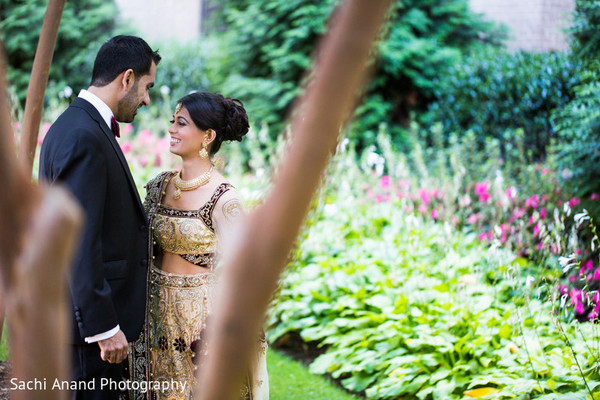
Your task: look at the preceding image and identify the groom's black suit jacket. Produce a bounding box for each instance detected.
[39,97,148,345]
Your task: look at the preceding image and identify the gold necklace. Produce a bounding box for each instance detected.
[172,167,213,200]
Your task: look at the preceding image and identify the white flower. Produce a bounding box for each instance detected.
[340,138,349,152]
[526,275,535,289]
[558,256,571,267]
[160,85,170,96]
[574,211,589,228]
[560,294,567,308]
[63,85,73,98]
[323,203,337,217]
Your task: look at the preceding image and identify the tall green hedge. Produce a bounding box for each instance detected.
[424,49,579,161]
[208,0,504,148]
[0,0,117,106]
[551,0,600,213]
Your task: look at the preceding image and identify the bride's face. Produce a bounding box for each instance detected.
[168,105,207,158]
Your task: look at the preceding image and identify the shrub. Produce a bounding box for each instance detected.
[0,0,117,105]
[551,0,600,217]
[208,0,504,148]
[424,49,579,161]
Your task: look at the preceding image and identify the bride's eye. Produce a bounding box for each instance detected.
[170,119,175,124]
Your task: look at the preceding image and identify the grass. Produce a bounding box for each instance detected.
[0,323,7,361]
[0,329,359,399]
[267,348,362,400]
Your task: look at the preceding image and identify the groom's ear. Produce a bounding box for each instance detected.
[120,69,136,91]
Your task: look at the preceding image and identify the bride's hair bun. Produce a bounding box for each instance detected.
[219,95,249,143]
[176,91,249,155]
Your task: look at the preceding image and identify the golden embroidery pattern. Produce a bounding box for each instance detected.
[148,266,217,400]
[222,198,243,223]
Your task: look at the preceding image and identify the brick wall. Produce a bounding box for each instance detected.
[470,0,575,52]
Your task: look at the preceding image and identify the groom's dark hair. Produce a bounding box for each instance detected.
[90,35,161,87]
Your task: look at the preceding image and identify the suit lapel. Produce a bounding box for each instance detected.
[71,98,146,216]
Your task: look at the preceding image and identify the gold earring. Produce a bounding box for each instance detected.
[199,143,208,159]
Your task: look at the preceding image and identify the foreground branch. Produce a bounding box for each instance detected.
[196,0,393,398]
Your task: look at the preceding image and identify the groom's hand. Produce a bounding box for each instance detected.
[98,330,128,364]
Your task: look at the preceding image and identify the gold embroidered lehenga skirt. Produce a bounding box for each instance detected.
[144,265,269,400]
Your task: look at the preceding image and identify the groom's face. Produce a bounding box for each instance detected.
[117,61,157,122]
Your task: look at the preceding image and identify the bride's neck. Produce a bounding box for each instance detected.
[179,157,212,180]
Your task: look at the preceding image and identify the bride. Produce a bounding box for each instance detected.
[129,91,268,400]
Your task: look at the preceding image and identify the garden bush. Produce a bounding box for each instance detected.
[0,0,117,105]
[267,151,600,398]
[208,0,504,149]
[424,49,579,161]
[551,0,600,217]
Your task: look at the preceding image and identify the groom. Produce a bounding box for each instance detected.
[39,35,160,399]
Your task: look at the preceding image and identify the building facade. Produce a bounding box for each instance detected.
[470,0,575,51]
[114,0,576,52]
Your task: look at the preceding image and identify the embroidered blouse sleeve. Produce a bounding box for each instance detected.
[212,188,245,250]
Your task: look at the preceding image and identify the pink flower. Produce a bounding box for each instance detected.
[478,232,488,242]
[525,195,540,209]
[576,249,582,255]
[380,175,390,189]
[533,224,540,237]
[154,154,161,167]
[474,182,489,196]
[43,122,51,134]
[592,193,599,201]
[529,216,535,224]
[540,208,547,219]
[589,309,598,320]
[158,138,170,152]
[478,193,491,203]
[575,301,585,315]
[505,187,516,200]
[467,213,480,225]
[418,189,431,206]
[14,122,20,131]
[586,260,594,271]
[431,209,438,219]
[120,142,132,153]
[559,285,568,295]
[569,197,581,208]
[594,291,600,303]
[541,168,549,176]
[123,123,134,135]
[418,204,427,215]
[537,242,544,250]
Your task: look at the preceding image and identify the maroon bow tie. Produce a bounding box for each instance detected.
[110,116,120,138]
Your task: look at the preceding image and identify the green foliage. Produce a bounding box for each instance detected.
[266,150,600,398]
[0,0,117,105]
[424,49,579,161]
[551,0,600,215]
[209,0,504,147]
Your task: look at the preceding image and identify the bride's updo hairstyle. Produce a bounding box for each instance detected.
[177,92,249,156]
